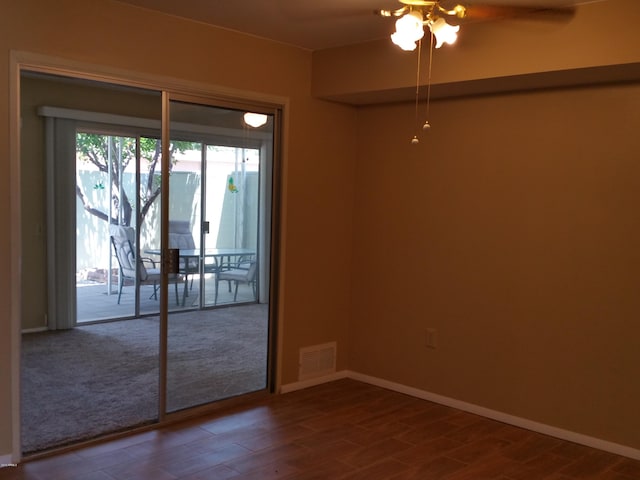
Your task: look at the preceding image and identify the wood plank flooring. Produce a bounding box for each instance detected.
[2,379,639,479]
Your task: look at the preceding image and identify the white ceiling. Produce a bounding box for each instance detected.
[113,0,590,50]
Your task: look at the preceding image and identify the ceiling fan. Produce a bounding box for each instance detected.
[377,0,576,50]
[375,1,577,143]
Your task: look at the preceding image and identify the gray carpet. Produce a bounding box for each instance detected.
[21,304,268,454]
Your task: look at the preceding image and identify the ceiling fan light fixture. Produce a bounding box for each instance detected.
[391,10,425,51]
[428,17,460,48]
[436,3,467,19]
[243,112,268,128]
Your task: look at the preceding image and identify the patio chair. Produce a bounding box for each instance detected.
[214,257,257,304]
[168,220,196,250]
[110,225,186,305]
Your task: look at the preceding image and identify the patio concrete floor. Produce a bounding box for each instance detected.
[77,273,257,322]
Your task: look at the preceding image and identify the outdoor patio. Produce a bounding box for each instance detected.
[77,273,257,323]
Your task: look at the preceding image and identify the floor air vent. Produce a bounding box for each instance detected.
[298,342,336,381]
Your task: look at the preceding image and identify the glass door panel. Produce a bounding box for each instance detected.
[165,99,272,413]
[22,71,162,453]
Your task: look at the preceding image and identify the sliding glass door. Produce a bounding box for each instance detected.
[20,69,279,454]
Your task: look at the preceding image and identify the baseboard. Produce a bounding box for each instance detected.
[279,370,348,394]
[280,370,640,461]
[347,371,640,461]
[21,327,47,334]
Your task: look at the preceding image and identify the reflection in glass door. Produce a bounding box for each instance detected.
[165,99,273,413]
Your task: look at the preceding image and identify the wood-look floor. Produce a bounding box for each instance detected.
[2,379,639,479]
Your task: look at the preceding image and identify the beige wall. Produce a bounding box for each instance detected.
[332,0,640,451]
[351,83,640,449]
[0,0,356,457]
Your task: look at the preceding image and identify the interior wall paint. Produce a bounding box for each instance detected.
[1,0,357,458]
[350,82,640,450]
[277,95,357,384]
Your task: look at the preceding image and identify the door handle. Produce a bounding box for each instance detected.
[165,248,180,274]
[203,221,210,234]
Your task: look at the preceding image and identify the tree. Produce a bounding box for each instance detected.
[75,133,196,227]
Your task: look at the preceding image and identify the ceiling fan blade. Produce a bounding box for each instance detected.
[461,4,576,23]
[278,0,387,22]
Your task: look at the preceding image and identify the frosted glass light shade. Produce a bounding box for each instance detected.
[429,17,459,48]
[391,11,424,51]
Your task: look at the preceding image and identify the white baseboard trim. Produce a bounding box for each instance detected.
[280,370,640,461]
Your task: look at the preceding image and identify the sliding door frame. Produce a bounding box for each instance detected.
[10,51,286,461]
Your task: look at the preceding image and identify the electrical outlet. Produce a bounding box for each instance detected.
[425,328,437,349]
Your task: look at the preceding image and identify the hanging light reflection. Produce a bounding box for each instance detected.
[243,112,268,128]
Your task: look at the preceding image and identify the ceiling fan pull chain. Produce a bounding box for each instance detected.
[423,28,434,132]
[411,38,423,144]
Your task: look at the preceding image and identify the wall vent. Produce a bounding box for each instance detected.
[298,342,336,381]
